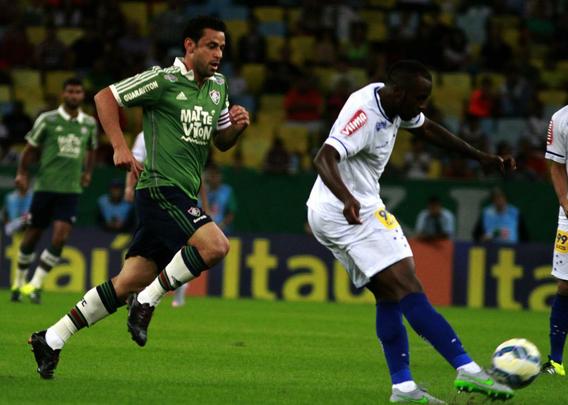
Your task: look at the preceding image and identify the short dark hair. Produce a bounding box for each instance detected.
[63,77,83,89]
[182,16,226,45]
[386,60,432,89]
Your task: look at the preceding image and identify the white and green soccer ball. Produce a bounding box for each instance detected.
[491,338,541,389]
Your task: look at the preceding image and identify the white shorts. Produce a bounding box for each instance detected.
[308,207,413,288]
[552,219,568,280]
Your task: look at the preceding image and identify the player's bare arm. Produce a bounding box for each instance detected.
[81,149,95,187]
[213,105,250,151]
[15,143,39,193]
[313,144,362,225]
[94,88,143,177]
[408,118,516,174]
[550,160,568,217]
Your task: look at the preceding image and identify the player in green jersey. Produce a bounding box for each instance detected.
[12,78,97,304]
[28,16,249,379]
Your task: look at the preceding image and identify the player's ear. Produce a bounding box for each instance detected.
[184,38,196,54]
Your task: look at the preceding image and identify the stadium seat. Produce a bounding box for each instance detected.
[256,110,284,126]
[253,7,284,22]
[492,118,526,147]
[266,36,285,61]
[389,129,412,169]
[241,63,266,94]
[225,20,248,49]
[259,21,286,37]
[26,26,45,45]
[120,2,149,35]
[502,28,520,50]
[313,67,336,93]
[359,10,385,26]
[0,85,11,103]
[57,28,84,46]
[240,134,272,169]
[538,89,567,106]
[286,8,301,31]
[366,0,396,8]
[290,36,315,65]
[367,21,387,42]
[45,71,75,97]
[541,70,565,88]
[278,125,310,154]
[259,94,284,111]
[11,69,42,93]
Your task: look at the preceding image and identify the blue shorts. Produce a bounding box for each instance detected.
[29,191,79,229]
[126,186,212,270]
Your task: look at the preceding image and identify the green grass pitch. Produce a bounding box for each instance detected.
[1,290,565,404]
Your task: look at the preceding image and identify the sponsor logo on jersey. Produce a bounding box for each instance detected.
[164,73,178,82]
[188,206,201,217]
[180,106,215,145]
[176,91,188,101]
[57,134,82,158]
[123,81,159,102]
[547,120,554,145]
[341,109,368,136]
[209,90,221,105]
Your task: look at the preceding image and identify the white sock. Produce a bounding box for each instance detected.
[393,380,417,392]
[46,317,76,350]
[29,268,48,289]
[13,269,28,288]
[138,250,197,306]
[457,361,482,374]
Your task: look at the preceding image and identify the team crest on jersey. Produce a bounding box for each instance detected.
[164,74,178,82]
[209,90,221,105]
[188,206,201,217]
[547,120,554,145]
[341,109,368,136]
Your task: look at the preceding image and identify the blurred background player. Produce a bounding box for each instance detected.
[542,104,568,377]
[97,178,133,232]
[12,78,97,304]
[27,16,249,379]
[307,60,515,403]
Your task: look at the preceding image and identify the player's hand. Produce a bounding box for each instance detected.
[15,173,29,193]
[343,196,362,225]
[480,153,516,175]
[113,146,143,179]
[81,172,92,188]
[229,105,250,132]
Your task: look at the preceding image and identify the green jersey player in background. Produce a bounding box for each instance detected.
[28,16,249,379]
[13,78,97,304]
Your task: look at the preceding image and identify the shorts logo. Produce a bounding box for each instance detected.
[193,215,207,224]
[188,207,201,217]
[374,208,399,230]
[209,90,221,105]
[547,120,554,145]
[555,229,568,253]
[341,110,367,136]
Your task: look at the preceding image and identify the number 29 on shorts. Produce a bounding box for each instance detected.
[374,208,399,230]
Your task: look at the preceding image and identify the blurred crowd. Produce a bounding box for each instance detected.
[1,0,567,180]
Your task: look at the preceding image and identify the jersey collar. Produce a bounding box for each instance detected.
[374,84,393,123]
[58,105,85,124]
[174,57,195,81]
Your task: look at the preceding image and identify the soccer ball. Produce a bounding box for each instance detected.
[491,338,541,389]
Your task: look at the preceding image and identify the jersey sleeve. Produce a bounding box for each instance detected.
[88,120,98,150]
[109,66,167,108]
[216,82,231,130]
[400,112,425,129]
[25,113,49,147]
[545,112,567,164]
[324,104,372,160]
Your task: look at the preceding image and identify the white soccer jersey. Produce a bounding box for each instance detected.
[306,83,425,220]
[545,105,568,221]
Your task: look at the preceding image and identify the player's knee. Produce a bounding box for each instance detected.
[210,234,230,260]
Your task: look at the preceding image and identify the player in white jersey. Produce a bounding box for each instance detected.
[542,105,568,377]
[307,60,516,403]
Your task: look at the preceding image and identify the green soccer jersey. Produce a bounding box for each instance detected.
[110,57,231,200]
[25,106,98,194]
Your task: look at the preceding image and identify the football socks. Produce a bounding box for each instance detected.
[549,294,568,363]
[376,302,412,384]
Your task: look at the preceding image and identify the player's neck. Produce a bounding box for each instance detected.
[377,87,397,121]
[182,57,205,87]
[63,105,80,118]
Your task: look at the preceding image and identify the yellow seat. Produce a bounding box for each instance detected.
[45,70,75,97]
[539,90,567,106]
[266,36,285,61]
[253,6,284,22]
[57,28,85,46]
[119,2,148,34]
[290,35,315,65]
[225,20,248,50]
[502,28,519,50]
[11,69,43,102]
[389,129,413,169]
[240,135,272,170]
[359,10,385,26]
[259,94,284,111]
[286,8,301,31]
[256,110,285,126]
[0,85,11,102]
[350,68,369,88]
[366,0,396,7]
[313,67,335,93]
[278,125,310,154]
[367,21,387,42]
[541,70,565,88]
[26,26,45,45]
[241,63,266,94]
